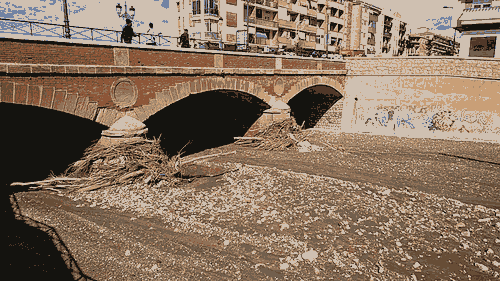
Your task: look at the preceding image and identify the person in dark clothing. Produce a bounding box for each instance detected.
[180,29,190,48]
[121,19,135,44]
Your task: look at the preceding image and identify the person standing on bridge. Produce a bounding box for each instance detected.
[121,19,136,44]
[180,29,190,48]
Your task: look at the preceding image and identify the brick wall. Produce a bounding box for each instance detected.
[0,39,114,65]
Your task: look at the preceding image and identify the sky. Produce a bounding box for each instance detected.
[0,0,177,36]
[0,0,464,38]
[365,0,463,38]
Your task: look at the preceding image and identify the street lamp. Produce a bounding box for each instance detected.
[443,6,457,56]
[62,0,70,39]
[116,2,136,20]
[219,16,224,50]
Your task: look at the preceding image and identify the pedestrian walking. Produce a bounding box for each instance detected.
[146,22,156,45]
[121,19,135,44]
[180,29,190,48]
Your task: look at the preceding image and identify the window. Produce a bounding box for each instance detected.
[469,36,496,58]
[484,4,491,7]
[474,5,481,8]
[205,0,219,16]
[192,0,201,15]
[226,12,237,27]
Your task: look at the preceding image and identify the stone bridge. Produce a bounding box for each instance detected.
[1,35,498,142]
[0,36,346,134]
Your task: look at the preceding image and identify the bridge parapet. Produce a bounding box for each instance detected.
[347,57,500,79]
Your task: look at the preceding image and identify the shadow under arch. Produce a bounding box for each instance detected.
[145,89,271,157]
[1,103,104,279]
[288,84,343,129]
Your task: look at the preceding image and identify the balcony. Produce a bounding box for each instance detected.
[298,40,315,49]
[383,32,392,38]
[277,19,296,29]
[255,37,270,45]
[205,32,221,40]
[307,9,317,17]
[245,17,279,29]
[248,0,278,9]
[384,21,392,28]
[298,22,317,33]
[292,3,307,14]
[368,26,376,34]
[328,0,344,11]
[316,43,325,50]
[278,0,292,9]
[278,36,292,45]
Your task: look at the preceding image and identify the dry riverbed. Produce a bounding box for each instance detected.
[13,132,500,280]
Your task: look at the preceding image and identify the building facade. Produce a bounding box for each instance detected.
[455,0,500,58]
[170,0,348,55]
[407,27,459,56]
[343,0,407,56]
[170,0,408,56]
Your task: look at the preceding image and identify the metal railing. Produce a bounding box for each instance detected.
[248,0,278,9]
[0,18,347,59]
[205,31,221,40]
[0,18,175,47]
[244,17,279,28]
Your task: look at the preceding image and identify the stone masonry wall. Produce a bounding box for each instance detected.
[343,57,500,136]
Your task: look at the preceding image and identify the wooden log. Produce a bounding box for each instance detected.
[10,177,89,186]
[234,137,264,140]
[118,170,145,183]
[181,150,236,165]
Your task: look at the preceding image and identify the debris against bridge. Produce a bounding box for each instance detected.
[234,117,344,152]
[11,137,182,192]
[234,117,307,151]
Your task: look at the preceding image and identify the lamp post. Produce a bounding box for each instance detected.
[116,1,136,20]
[443,6,457,56]
[62,0,70,38]
[219,16,224,50]
[246,0,249,51]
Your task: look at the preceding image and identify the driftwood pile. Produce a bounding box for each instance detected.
[234,118,310,151]
[12,137,182,192]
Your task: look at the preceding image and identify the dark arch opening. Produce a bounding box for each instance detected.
[288,85,343,129]
[145,90,270,157]
[0,103,104,279]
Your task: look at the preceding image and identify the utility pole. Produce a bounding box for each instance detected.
[63,0,71,38]
[326,2,329,56]
[246,0,249,51]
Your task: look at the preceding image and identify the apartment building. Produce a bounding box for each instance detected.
[343,0,407,56]
[455,0,500,58]
[170,0,347,55]
[407,27,459,56]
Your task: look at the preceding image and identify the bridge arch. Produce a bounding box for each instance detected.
[282,77,345,130]
[138,77,274,124]
[281,77,344,104]
[0,81,99,121]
